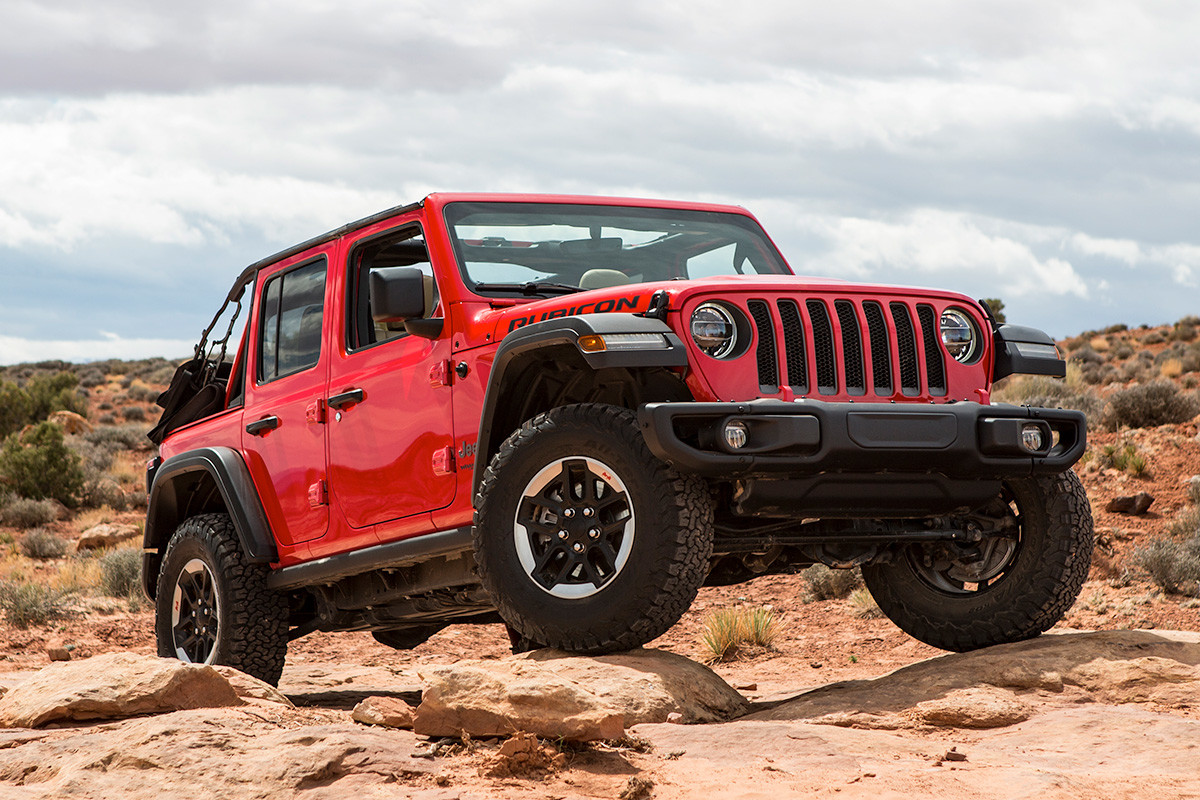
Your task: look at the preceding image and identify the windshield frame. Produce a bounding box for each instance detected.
[441,201,792,298]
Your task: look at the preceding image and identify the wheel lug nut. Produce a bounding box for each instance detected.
[563,508,575,518]
[588,528,600,539]
[558,530,568,540]
[582,507,594,517]
[572,543,584,553]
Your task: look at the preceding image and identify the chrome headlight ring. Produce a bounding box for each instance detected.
[940,307,980,363]
[690,303,739,359]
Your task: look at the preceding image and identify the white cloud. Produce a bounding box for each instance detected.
[0,334,192,366]
[792,209,1090,299]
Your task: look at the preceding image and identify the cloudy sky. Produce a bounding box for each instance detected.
[2,0,1198,365]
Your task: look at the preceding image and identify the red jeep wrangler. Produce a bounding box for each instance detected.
[145,193,1092,685]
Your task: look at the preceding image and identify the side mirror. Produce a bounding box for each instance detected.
[370,267,426,323]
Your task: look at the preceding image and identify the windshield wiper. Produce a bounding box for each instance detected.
[472,281,582,296]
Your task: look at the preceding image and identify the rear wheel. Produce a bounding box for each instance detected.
[155,513,289,685]
[474,404,713,653]
[862,469,1093,652]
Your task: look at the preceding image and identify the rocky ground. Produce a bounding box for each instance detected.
[1,328,1200,797]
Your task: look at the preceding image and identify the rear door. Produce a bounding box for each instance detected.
[325,221,457,534]
[241,252,332,549]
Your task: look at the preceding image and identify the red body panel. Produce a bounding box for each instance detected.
[160,193,997,568]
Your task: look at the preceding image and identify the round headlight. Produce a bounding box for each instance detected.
[940,308,979,363]
[691,303,738,358]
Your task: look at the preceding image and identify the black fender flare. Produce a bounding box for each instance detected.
[472,313,688,498]
[142,446,278,598]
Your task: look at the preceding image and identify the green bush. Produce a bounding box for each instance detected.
[0,581,73,628]
[1103,381,1200,430]
[17,528,67,560]
[0,497,58,528]
[24,372,87,422]
[801,565,862,601]
[99,547,142,598]
[0,422,85,506]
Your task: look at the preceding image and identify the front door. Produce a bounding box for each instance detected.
[326,222,457,533]
[241,253,331,549]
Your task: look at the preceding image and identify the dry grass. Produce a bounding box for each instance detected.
[54,557,103,594]
[700,606,780,663]
[848,588,883,619]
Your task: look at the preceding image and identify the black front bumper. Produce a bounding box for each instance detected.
[638,399,1087,517]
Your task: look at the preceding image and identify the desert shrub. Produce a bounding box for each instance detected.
[992,367,1104,427]
[801,565,861,601]
[700,606,779,662]
[122,406,147,422]
[24,371,87,421]
[0,580,73,628]
[1071,345,1104,365]
[1168,506,1200,539]
[54,557,102,594]
[1130,537,1200,595]
[84,424,148,452]
[980,297,1006,324]
[1141,330,1166,345]
[1079,362,1118,386]
[1096,440,1149,477]
[1189,477,1200,506]
[81,478,129,511]
[1171,322,1197,342]
[1111,342,1136,360]
[99,547,142,598]
[1161,358,1184,379]
[17,528,67,560]
[78,369,105,388]
[1102,381,1200,430]
[0,382,34,440]
[0,422,84,506]
[125,384,157,403]
[97,413,116,425]
[0,497,58,529]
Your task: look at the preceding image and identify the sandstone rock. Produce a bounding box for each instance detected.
[1105,492,1154,515]
[47,411,93,435]
[46,647,70,662]
[754,630,1200,724]
[415,648,747,741]
[0,653,244,728]
[211,665,293,707]
[912,686,1032,729]
[351,695,414,728]
[75,523,140,551]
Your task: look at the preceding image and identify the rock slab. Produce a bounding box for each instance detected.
[415,647,749,741]
[0,653,246,728]
[75,523,140,551]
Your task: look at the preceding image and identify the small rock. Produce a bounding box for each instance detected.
[46,647,70,662]
[735,682,758,691]
[47,410,93,435]
[352,695,415,729]
[1105,492,1154,515]
[667,712,683,724]
[943,747,968,762]
[912,686,1032,729]
[75,523,140,551]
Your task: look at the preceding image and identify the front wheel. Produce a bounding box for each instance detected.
[473,404,713,653]
[862,469,1093,652]
[155,513,289,685]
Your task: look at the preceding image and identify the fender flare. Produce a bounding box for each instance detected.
[472,313,688,498]
[142,446,278,597]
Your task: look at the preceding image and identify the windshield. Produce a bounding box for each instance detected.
[443,202,792,295]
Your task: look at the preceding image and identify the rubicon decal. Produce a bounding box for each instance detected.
[507,295,644,331]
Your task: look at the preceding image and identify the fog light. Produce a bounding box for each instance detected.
[724,420,749,449]
[1020,424,1045,453]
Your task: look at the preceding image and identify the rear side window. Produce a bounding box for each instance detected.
[258,259,327,382]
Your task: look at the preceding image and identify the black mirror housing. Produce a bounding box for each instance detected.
[370,267,426,323]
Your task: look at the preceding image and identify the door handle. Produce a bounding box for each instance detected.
[246,416,280,436]
[327,388,365,410]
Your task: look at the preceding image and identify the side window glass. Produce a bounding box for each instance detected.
[258,259,327,382]
[348,229,440,350]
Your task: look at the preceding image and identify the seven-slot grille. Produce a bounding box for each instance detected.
[746,297,948,398]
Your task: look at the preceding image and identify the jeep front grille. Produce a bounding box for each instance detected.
[744,296,949,398]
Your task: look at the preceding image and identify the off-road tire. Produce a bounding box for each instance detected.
[862,469,1093,652]
[473,403,713,653]
[155,513,289,685]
